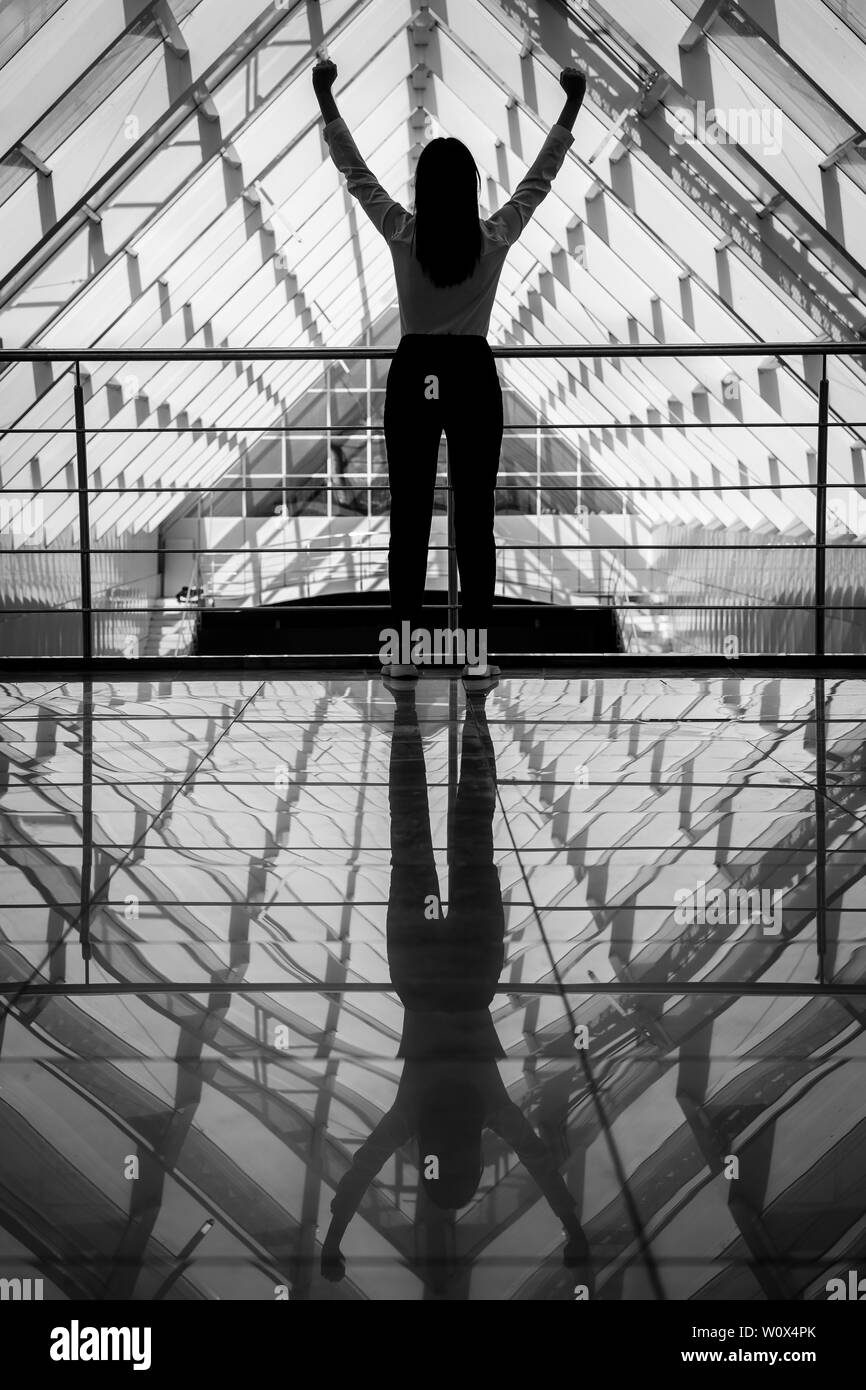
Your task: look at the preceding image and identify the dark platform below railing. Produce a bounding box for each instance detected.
[194,590,624,658]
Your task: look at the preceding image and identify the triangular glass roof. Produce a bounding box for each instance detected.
[1,0,864,573]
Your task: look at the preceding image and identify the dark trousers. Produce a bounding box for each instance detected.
[383,334,504,636]
[387,695,504,1013]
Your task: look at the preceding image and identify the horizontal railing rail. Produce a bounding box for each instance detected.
[1,341,865,664]
[2,342,865,360]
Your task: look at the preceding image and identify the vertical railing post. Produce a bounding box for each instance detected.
[365,340,372,519]
[813,353,829,985]
[365,341,373,586]
[281,408,288,520]
[444,433,459,866]
[73,360,93,662]
[815,352,829,659]
[446,439,458,635]
[815,675,827,985]
[447,677,458,868]
[79,676,93,979]
[325,363,333,519]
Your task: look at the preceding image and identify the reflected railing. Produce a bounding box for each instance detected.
[1,341,865,663]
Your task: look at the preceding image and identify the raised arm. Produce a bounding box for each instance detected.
[489,1097,593,1285]
[555,65,587,134]
[313,55,341,124]
[313,57,405,241]
[319,1104,412,1282]
[486,66,586,247]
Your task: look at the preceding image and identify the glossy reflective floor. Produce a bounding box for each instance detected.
[1,674,865,1300]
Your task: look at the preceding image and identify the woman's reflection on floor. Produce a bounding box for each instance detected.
[321,683,590,1295]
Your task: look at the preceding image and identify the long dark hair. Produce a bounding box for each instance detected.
[411,137,483,288]
[418,1079,485,1210]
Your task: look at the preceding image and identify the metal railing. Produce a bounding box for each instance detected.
[1,340,865,665]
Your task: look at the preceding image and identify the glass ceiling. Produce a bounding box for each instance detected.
[0,0,865,656]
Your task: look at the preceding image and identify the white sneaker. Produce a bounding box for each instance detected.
[462,662,500,679]
[381,663,419,681]
[462,662,500,690]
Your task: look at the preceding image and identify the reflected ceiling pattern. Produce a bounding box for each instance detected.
[1,0,865,656]
[1,673,865,1299]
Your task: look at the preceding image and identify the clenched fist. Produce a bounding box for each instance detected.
[312,57,337,93]
[560,67,587,101]
[320,1246,346,1282]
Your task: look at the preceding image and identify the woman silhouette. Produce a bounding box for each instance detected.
[313,56,586,682]
[318,683,592,1296]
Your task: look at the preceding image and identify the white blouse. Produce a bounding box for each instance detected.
[323,116,574,338]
